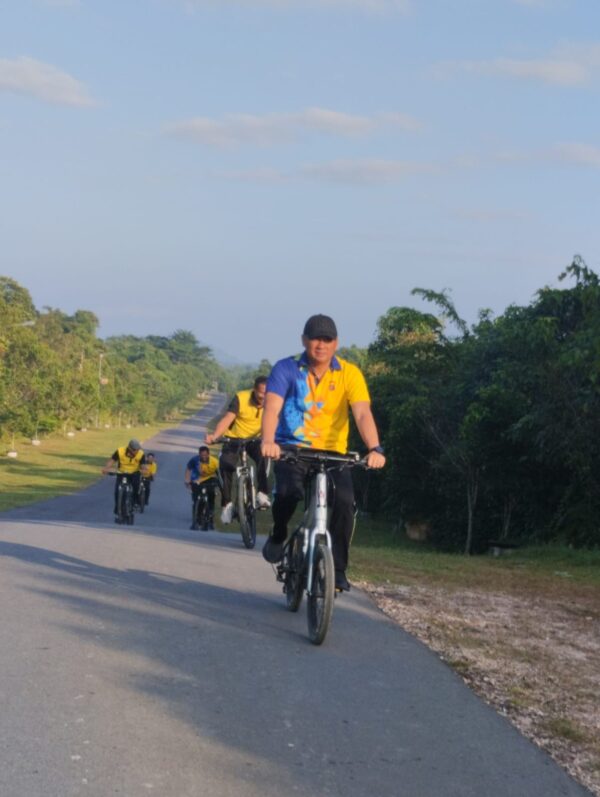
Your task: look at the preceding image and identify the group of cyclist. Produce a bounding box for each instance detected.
[103,313,386,592]
[101,442,157,521]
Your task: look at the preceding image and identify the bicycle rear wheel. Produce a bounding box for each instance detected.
[284,534,304,612]
[238,474,256,549]
[306,542,334,645]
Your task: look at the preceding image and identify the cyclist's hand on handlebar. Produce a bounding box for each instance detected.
[262,441,281,459]
[365,451,386,469]
[205,433,216,445]
[184,481,191,490]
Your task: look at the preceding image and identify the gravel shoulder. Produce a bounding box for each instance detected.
[361,579,600,796]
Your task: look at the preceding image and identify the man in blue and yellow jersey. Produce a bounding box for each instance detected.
[260,315,385,591]
[184,445,221,530]
[206,376,270,524]
[102,439,147,520]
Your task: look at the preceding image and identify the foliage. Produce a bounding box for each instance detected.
[0,277,227,441]
[366,256,600,552]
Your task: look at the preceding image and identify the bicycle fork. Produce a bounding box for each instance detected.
[306,471,332,596]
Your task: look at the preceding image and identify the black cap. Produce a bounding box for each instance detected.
[303,314,338,340]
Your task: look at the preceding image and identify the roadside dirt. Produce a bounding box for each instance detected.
[361,581,600,796]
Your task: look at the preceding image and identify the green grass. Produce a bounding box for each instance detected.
[0,401,204,512]
[349,516,600,593]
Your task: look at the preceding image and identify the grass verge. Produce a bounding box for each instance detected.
[0,401,205,512]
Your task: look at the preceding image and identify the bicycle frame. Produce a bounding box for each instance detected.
[303,468,332,597]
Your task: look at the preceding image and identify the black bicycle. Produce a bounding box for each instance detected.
[191,481,215,531]
[137,478,147,513]
[274,449,365,645]
[108,472,135,525]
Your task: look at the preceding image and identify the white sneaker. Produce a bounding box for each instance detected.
[256,491,271,509]
[220,502,234,524]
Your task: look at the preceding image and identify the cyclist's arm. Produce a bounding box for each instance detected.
[206,411,236,444]
[184,466,193,488]
[261,392,284,458]
[351,401,386,469]
[101,454,118,474]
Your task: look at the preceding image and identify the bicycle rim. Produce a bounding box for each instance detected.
[306,543,334,645]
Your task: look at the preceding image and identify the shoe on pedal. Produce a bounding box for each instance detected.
[220,502,234,524]
[256,491,271,509]
[335,570,351,592]
[262,537,284,564]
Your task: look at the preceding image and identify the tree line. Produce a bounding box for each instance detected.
[0,276,226,440]
[359,256,600,552]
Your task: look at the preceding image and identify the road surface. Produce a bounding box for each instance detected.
[0,395,591,796]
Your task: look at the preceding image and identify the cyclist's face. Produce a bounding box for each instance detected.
[199,450,209,462]
[253,383,266,406]
[302,335,338,365]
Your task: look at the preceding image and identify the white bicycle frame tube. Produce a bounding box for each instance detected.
[236,448,256,510]
[306,470,332,596]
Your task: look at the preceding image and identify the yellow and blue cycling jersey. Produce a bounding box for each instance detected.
[267,353,370,454]
[187,454,220,483]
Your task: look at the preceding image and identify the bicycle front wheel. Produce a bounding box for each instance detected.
[284,535,304,612]
[306,543,334,645]
[138,484,145,513]
[238,474,256,549]
[125,486,135,525]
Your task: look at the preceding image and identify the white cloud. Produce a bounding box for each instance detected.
[0,56,94,106]
[301,158,435,184]
[180,0,410,10]
[550,142,600,167]
[440,42,600,87]
[41,0,80,7]
[494,142,600,169]
[166,107,420,147]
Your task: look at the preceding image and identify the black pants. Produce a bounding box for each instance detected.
[219,440,268,505]
[271,457,355,572]
[191,478,218,515]
[113,472,141,513]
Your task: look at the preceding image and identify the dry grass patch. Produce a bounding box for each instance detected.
[359,579,600,795]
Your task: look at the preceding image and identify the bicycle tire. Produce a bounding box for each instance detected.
[124,484,135,525]
[284,534,304,612]
[197,493,210,530]
[116,482,126,524]
[238,473,256,549]
[138,483,145,514]
[306,542,334,645]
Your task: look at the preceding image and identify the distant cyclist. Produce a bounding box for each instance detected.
[260,314,385,591]
[206,376,271,524]
[184,445,220,530]
[101,439,147,521]
[142,452,157,506]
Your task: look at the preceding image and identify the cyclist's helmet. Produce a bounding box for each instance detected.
[128,439,141,451]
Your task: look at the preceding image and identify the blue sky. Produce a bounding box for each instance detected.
[1,0,599,362]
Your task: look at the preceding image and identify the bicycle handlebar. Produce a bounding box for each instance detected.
[276,449,365,468]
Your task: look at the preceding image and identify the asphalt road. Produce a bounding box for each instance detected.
[0,395,591,797]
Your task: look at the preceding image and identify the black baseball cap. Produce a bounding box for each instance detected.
[303,314,338,340]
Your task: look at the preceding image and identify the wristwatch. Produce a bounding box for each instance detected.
[369,445,385,455]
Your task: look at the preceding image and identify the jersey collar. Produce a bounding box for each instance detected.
[297,351,342,371]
